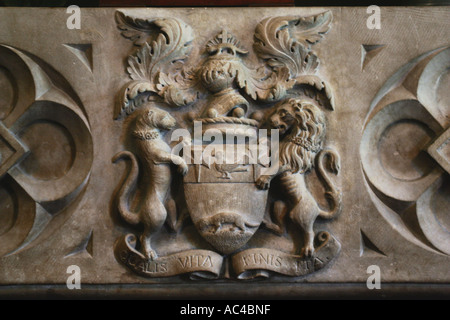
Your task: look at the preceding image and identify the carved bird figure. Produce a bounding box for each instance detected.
[211,150,249,179]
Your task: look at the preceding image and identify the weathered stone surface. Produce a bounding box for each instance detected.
[0,7,448,297]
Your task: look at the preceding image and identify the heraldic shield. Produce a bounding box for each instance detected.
[183,120,270,254]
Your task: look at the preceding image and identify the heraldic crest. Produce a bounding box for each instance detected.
[112,10,342,279]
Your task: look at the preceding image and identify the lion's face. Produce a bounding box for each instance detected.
[269,102,298,135]
[269,98,326,174]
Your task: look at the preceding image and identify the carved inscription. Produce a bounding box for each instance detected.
[115,234,223,278]
[178,255,214,269]
[120,250,169,274]
[240,252,284,269]
[232,232,340,278]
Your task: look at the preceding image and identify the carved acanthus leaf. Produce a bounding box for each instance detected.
[127,43,153,81]
[115,80,153,119]
[156,68,200,107]
[296,75,335,110]
[125,18,194,87]
[116,12,196,117]
[115,11,159,46]
[235,64,295,101]
[253,11,332,78]
[250,11,333,106]
[288,11,333,48]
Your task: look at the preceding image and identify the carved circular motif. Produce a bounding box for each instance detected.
[0,66,16,120]
[431,180,450,233]
[11,101,93,203]
[361,46,450,256]
[0,46,37,125]
[0,184,16,236]
[18,120,75,181]
[0,44,93,257]
[416,177,450,255]
[436,69,450,113]
[361,99,442,202]
[417,47,450,127]
[0,178,36,257]
[378,119,435,181]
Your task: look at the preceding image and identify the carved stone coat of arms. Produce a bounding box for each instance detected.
[112,10,342,279]
[0,6,449,297]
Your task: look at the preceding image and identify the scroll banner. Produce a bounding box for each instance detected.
[115,234,223,279]
[232,232,341,279]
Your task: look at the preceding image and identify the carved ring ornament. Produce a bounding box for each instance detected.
[0,45,93,257]
[112,10,342,279]
[361,46,450,256]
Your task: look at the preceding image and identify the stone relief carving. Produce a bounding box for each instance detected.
[0,44,93,257]
[360,46,450,255]
[0,7,447,297]
[112,10,342,280]
[113,106,188,260]
[114,11,334,118]
[255,99,341,257]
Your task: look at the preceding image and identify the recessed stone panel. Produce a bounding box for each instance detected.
[0,6,447,298]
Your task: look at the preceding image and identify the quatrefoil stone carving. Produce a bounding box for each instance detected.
[0,44,93,256]
[361,46,450,255]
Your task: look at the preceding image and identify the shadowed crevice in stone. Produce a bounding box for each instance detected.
[359,229,386,257]
[361,44,386,71]
[63,44,93,73]
[64,229,94,258]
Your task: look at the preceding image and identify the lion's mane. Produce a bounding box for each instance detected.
[277,99,326,174]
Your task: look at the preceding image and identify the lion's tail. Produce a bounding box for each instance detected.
[316,148,342,220]
[112,151,140,226]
